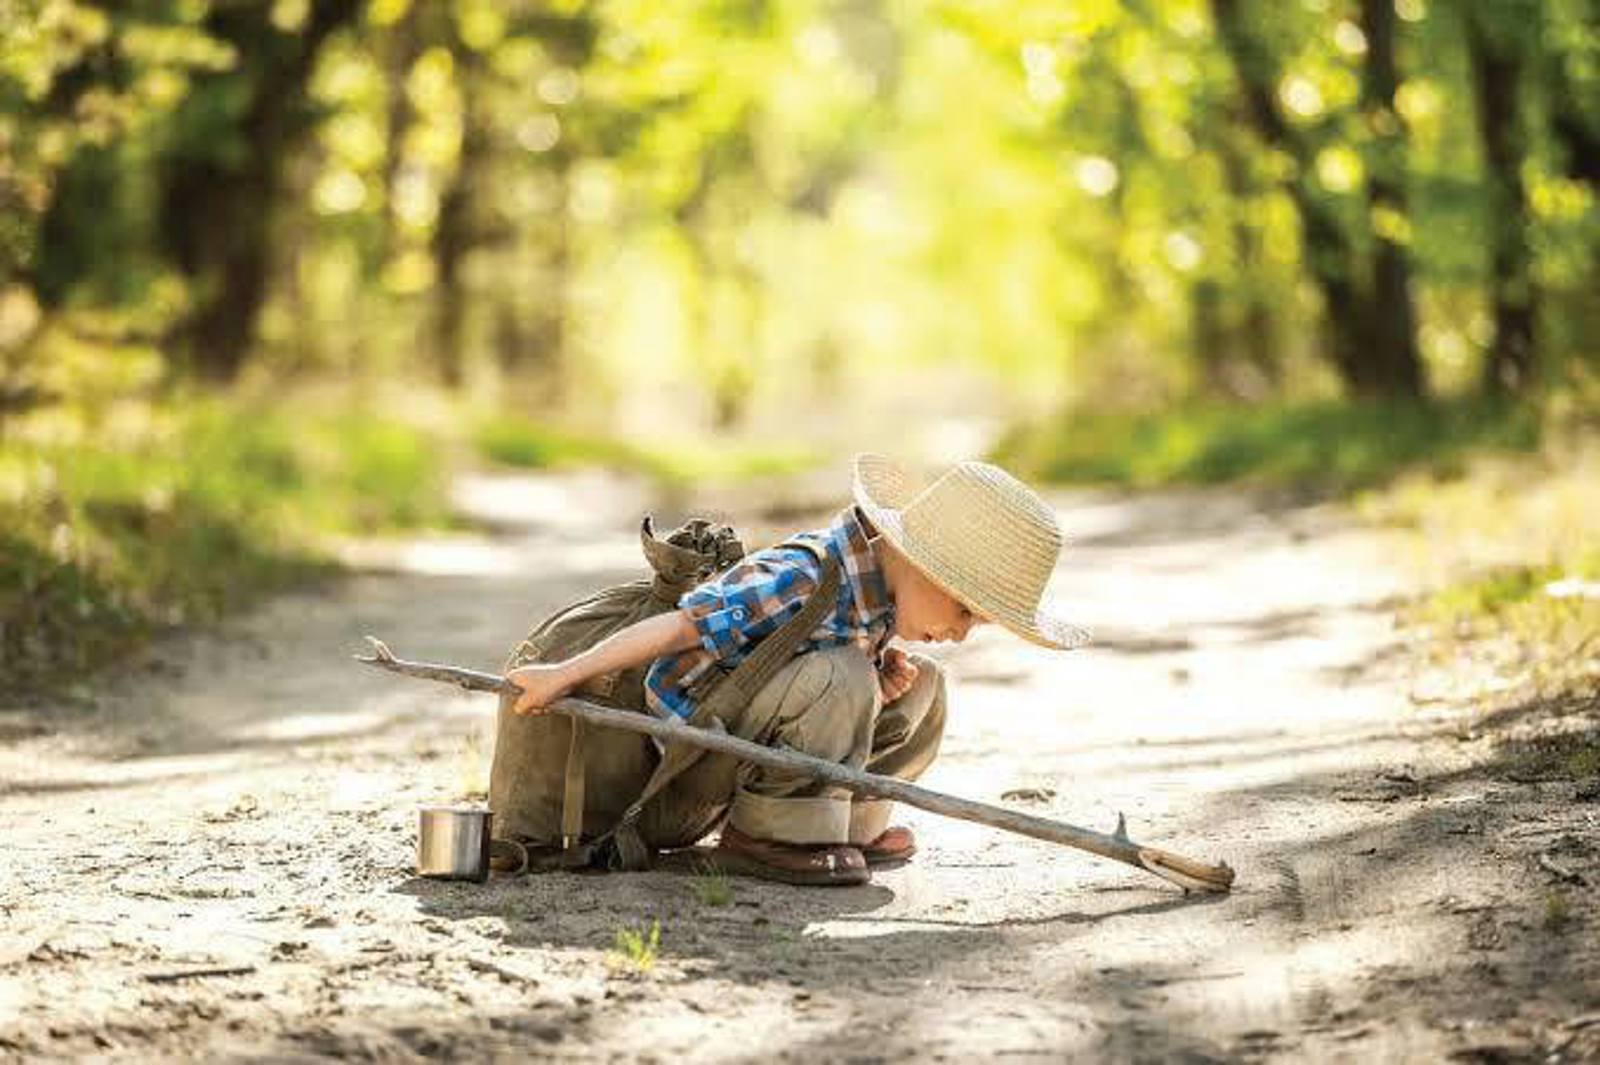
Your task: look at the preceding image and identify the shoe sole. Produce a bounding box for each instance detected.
[707,849,870,887]
[862,846,915,870]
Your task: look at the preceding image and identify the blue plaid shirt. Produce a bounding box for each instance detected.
[643,505,896,719]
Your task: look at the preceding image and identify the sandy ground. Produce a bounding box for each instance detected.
[2,468,1596,1062]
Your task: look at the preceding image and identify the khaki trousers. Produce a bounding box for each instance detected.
[642,645,947,847]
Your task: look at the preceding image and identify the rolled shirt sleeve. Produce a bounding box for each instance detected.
[678,548,821,663]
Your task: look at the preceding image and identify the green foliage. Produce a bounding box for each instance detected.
[0,530,147,691]
[1418,558,1599,694]
[1428,565,1561,619]
[1361,433,1600,713]
[1545,890,1572,931]
[609,918,661,973]
[474,417,650,472]
[1417,557,1600,683]
[474,415,821,488]
[290,415,454,532]
[1569,745,1600,782]
[0,2,232,286]
[0,395,448,695]
[992,398,1542,493]
[4,0,1596,414]
[1492,728,1600,787]
[691,862,733,907]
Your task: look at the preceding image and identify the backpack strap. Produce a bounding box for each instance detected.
[697,547,840,719]
[595,542,842,869]
[560,717,587,856]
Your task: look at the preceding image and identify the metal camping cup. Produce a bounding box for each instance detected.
[417,805,493,882]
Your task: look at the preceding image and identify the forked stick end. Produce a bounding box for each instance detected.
[353,635,397,664]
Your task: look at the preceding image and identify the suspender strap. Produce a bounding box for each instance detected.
[560,717,586,852]
[598,548,843,868]
[699,548,842,718]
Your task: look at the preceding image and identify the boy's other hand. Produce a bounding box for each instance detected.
[877,646,919,704]
[505,663,577,716]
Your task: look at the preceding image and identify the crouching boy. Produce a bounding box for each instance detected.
[502,453,1087,885]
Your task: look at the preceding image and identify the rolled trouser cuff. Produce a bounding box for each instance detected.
[848,799,894,845]
[728,788,851,845]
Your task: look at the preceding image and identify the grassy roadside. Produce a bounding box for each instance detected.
[473,415,823,489]
[1358,444,1600,743]
[0,394,453,698]
[992,396,1543,495]
[1,389,826,701]
[998,393,1599,786]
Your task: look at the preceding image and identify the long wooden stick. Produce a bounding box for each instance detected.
[356,637,1235,893]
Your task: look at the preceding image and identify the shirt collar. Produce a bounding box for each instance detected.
[829,504,895,628]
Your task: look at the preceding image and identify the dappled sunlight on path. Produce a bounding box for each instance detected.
[2,468,1594,1061]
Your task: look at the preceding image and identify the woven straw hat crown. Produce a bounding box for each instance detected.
[851,453,1089,650]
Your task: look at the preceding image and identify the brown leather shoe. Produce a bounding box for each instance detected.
[711,824,869,886]
[861,825,916,868]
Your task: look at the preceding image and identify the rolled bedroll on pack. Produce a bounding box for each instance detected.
[357,637,1237,894]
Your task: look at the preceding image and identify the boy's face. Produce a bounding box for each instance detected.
[886,554,989,645]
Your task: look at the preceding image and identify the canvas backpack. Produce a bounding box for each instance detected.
[487,514,841,871]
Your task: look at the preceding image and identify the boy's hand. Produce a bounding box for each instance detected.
[877,647,919,704]
[505,663,578,716]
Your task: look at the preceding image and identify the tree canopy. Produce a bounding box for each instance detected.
[2,0,1595,429]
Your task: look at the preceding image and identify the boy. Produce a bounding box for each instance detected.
[505,453,1088,885]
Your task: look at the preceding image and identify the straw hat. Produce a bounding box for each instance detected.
[851,453,1090,650]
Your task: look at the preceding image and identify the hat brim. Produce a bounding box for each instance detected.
[851,453,1091,651]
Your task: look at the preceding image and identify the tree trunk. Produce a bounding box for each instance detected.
[18,42,126,300]
[380,3,424,264]
[1547,0,1600,187]
[673,121,758,429]
[1212,0,1361,391]
[1358,0,1424,397]
[160,0,359,383]
[1464,10,1538,394]
[490,8,596,389]
[1191,279,1231,395]
[1216,120,1279,390]
[1211,0,1424,399]
[1549,75,1600,187]
[431,47,487,389]
[497,162,570,382]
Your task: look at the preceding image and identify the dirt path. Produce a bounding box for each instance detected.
[3,470,1596,1062]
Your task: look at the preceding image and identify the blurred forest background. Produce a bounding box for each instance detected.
[1,0,1596,694]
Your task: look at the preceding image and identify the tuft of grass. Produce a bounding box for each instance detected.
[1570,744,1600,780]
[692,862,734,907]
[457,726,490,800]
[1495,728,1600,784]
[1429,566,1558,617]
[1418,557,1600,637]
[992,397,1541,494]
[609,918,661,974]
[1544,891,1572,932]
